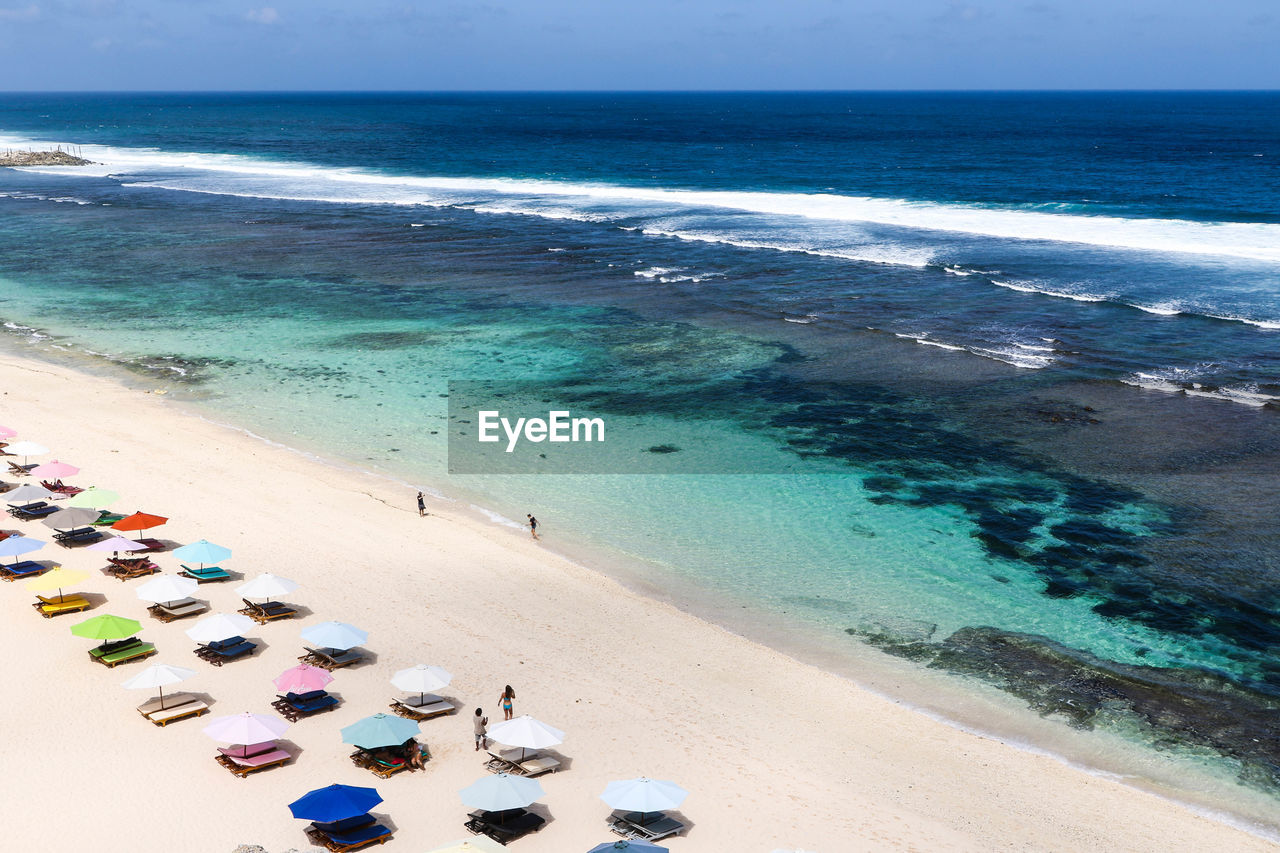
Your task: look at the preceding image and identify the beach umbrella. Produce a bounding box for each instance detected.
[587,842,669,853]
[4,440,48,463]
[71,613,141,641]
[172,539,231,568]
[486,715,565,763]
[67,487,121,509]
[301,621,367,651]
[288,783,382,824]
[4,484,56,505]
[341,713,420,750]
[0,535,45,564]
[30,460,79,480]
[274,663,333,694]
[185,612,253,644]
[426,838,507,853]
[87,535,148,553]
[390,664,452,704]
[459,773,544,812]
[41,507,100,530]
[236,572,297,604]
[25,566,89,602]
[121,663,195,711]
[135,574,199,606]
[112,511,168,534]
[0,425,16,440]
[600,778,689,816]
[203,712,289,756]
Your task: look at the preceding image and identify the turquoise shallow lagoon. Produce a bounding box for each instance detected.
[1,92,1279,831]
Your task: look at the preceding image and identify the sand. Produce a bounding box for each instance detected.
[0,351,1273,853]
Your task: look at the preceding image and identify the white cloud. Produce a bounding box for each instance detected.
[0,4,40,22]
[246,6,278,24]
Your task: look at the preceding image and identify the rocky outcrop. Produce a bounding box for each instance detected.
[0,149,93,166]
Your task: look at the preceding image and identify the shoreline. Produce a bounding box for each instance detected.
[2,350,1277,851]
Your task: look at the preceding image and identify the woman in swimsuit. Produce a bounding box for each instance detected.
[499,684,515,720]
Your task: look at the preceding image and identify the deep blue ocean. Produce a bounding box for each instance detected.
[1,92,1279,826]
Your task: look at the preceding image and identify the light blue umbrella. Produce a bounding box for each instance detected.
[587,841,668,853]
[600,778,688,813]
[172,539,232,568]
[0,535,45,565]
[341,713,420,749]
[459,773,544,812]
[301,621,368,651]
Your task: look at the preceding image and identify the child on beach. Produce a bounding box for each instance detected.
[474,708,488,751]
[499,685,515,720]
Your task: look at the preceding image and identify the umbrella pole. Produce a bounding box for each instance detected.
[158,685,166,711]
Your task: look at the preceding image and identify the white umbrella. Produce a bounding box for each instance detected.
[87,535,148,553]
[185,612,254,644]
[485,715,565,763]
[459,773,544,812]
[121,663,196,711]
[135,574,199,606]
[391,664,452,703]
[202,711,289,756]
[235,572,298,603]
[4,440,48,462]
[4,484,56,505]
[600,778,689,814]
[300,621,367,651]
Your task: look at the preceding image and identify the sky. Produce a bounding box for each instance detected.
[0,0,1276,91]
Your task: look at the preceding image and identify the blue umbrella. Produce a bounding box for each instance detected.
[459,773,544,812]
[289,783,382,823]
[172,539,232,568]
[587,842,669,853]
[341,713,420,749]
[0,535,45,565]
[301,620,368,652]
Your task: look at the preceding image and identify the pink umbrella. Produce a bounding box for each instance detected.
[87,536,148,553]
[274,664,333,694]
[202,712,290,757]
[30,460,80,479]
[0,426,16,440]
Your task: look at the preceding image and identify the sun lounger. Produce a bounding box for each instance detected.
[485,748,561,777]
[91,512,125,527]
[180,564,231,583]
[95,641,157,668]
[312,815,376,835]
[217,741,277,760]
[146,698,209,726]
[1,560,49,580]
[32,594,91,618]
[466,808,546,844]
[90,637,142,659]
[137,693,198,717]
[305,818,392,852]
[6,499,47,514]
[10,504,58,520]
[196,636,257,666]
[130,538,166,552]
[148,598,209,622]
[41,480,83,496]
[608,811,685,842]
[272,690,339,722]
[389,692,455,721]
[238,597,298,624]
[55,527,104,547]
[214,744,292,777]
[6,461,35,476]
[350,742,429,778]
[108,561,158,581]
[299,646,364,670]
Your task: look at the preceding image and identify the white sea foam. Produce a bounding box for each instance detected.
[783,314,819,324]
[634,266,683,279]
[989,279,1108,302]
[1124,370,1279,408]
[7,129,1276,262]
[1130,303,1182,316]
[643,228,935,268]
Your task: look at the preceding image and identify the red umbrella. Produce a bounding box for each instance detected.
[112,511,169,534]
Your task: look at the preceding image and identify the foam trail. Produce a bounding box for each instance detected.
[5,130,1280,263]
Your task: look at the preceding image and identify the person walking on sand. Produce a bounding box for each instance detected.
[473,708,488,751]
[499,685,516,720]
[416,491,426,517]
[527,514,539,540]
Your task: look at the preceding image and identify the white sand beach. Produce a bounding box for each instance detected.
[0,351,1273,853]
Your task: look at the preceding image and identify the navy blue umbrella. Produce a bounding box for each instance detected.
[288,784,382,823]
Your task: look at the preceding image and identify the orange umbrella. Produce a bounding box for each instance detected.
[112,511,169,534]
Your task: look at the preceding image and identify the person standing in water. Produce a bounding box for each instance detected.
[499,685,516,720]
[527,514,539,540]
[417,491,426,517]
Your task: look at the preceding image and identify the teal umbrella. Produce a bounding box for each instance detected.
[341,713,420,749]
[172,539,232,568]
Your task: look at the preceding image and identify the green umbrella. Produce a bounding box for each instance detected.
[71,614,141,641]
[67,488,121,509]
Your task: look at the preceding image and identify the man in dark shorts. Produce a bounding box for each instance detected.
[417,491,426,517]
[527,514,539,540]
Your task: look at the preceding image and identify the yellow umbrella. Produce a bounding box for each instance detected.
[26,566,88,602]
